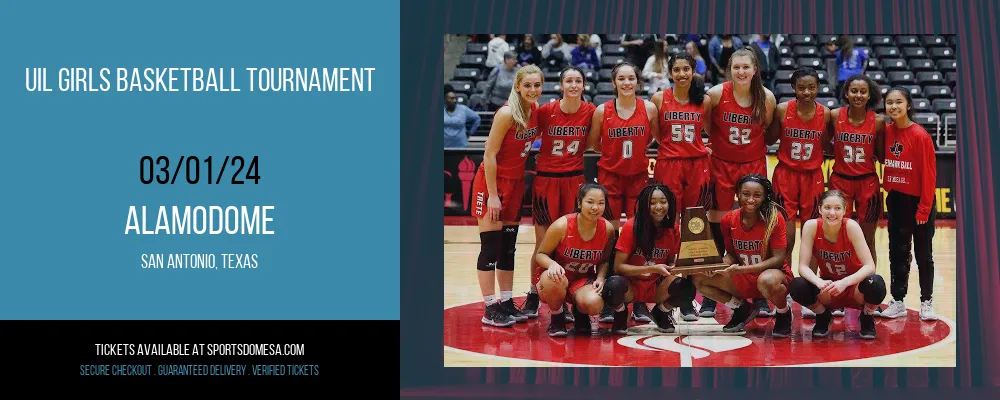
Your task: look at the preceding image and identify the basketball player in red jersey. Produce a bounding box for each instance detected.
[588,61,660,323]
[522,66,597,320]
[789,190,886,339]
[588,61,660,230]
[648,52,710,321]
[614,183,698,332]
[827,74,885,270]
[765,67,831,318]
[650,52,713,222]
[691,174,794,336]
[700,48,777,318]
[535,184,626,337]
[471,65,543,328]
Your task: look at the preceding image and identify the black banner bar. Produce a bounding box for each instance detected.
[0,320,398,388]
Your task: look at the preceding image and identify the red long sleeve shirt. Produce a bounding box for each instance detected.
[883,122,937,221]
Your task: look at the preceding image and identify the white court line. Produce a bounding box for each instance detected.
[443,296,957,368]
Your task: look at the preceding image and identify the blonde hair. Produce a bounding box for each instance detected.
[505,64,542,133]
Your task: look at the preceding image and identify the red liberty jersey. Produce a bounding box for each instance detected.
[616,217,680,280]
[597,98,652,175]
[832,107,878,176]
[551,213,610,279]
[710,81,767,162]
[489,102,540,179]
[658,88,709,159]
[720,208,790,270]
[536,100,596,173]
[811,218,865,280]
[777,100,826,171]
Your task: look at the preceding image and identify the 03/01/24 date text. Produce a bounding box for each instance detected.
[139,156,259,185]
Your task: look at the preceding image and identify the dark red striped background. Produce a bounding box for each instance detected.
[401,0,998,394]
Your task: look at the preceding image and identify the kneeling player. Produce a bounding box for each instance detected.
[614,183,698,333]
[691,174,794,336]
[789,190,887,339]
[535,184,625,337]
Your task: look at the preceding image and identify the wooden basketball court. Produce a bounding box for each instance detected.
[443,219,957,367]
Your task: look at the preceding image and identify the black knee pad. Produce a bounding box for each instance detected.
[496,226,518,271]
[858,274,887,305]
[788,277,819,305]
[666,277,696,307]
[602,275,628,307]
[477,231,503,271]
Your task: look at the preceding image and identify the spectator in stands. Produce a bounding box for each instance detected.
[541,34,573,72]
[482,51,520,111]
[685,40,708,80]
[444,85,481,148]
[642,37,672,93]
[834,35,868,100]
[516,35,542,67]
[749,34,780,91]
[709,34,744,84]
[620,34,654,68]
[571,34,600,70]
[589,34,603,58]
[486,34,511,69]
[542,34,574,61]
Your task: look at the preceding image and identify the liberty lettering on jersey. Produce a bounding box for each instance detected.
[818,249,852,263]
[665,111,702,122]
[633,247,670,260]
[723,112,752,125]
[784,128,823,140]
[836,131,874,144]
[607,126,646,138]
[548,126,588,137]
[732,239,763,252]
[514,127,539,140]
[562,248,604,260]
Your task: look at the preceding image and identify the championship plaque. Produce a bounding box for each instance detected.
[673,207,729,274]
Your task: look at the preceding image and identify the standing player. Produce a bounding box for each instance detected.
[650,52,713,221]
[535,184,625,337]
[766,67,831,318]
[588,61,660,323]
[828,74,884,271]
[878,87,938,321]
[471,65,543,327]
[522,66,597,319]
[789,190,887,339]
[700,48,777,318]
[691,174,794,336]
[588,62,661,229]
[614,183,698,331]
[649,52,711,320]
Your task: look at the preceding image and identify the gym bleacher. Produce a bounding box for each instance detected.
[446,34,957,152]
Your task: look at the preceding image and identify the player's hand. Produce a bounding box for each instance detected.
[592,278,605,292]
[487,197,502,222]
[717,264,740,277]
[823,280,848,297]
[816,279,834,292]
[704,141,714,155]
[651,264,672,276]
[546,264,566,282]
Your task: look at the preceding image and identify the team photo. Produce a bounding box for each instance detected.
[443,33,957,368]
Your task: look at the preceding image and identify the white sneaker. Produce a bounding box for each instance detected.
[879,300,907,318]
[832,308,845,317]
[801,306,816,318]
[920,299,938,321]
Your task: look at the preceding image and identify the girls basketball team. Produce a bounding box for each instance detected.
[468,46,939,340]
